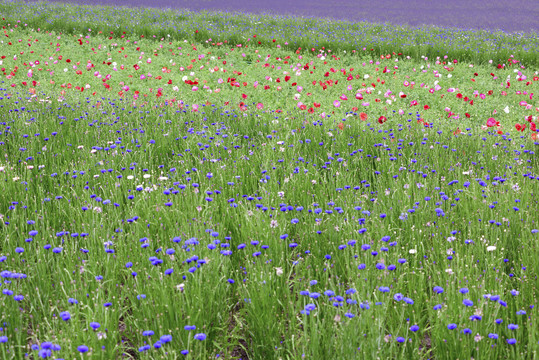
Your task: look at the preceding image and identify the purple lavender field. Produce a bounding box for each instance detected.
[38,0,539,34]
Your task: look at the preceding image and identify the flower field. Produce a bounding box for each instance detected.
[0,1,538,359]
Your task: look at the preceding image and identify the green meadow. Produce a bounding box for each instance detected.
[0,1,538,359]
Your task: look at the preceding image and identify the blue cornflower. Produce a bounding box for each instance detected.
[60,311,71,321]
[433,286,444,294]
[403,297,414,305]
[194,333,207,341]
[160,335,172,343]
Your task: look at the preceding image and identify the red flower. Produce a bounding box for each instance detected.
[378,116,387,124]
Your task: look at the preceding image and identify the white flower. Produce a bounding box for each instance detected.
[409,249,417,254]
[486,245,496,252]
[275,267,283,276]
[158,176,168,181]
[504,106,510,113]
[127,175,134,180]
[143,174,151,179]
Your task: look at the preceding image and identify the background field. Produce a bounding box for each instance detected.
[33,0,539,34]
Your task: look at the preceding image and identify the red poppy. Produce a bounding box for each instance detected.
[378,116,387,124]
[360,112,368,121]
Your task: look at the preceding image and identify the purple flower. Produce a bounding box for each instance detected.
[194,333,207,341]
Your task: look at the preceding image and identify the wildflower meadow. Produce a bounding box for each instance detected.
[0,1,538,359]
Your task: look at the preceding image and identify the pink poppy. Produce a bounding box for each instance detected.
[486,118,498,127]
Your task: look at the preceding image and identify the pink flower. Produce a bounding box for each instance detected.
[333,100,341,107]
[256,103,264,110]
[339,94,348,101]
[486,117,498,127]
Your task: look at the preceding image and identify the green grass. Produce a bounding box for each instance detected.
[0,2,538,359]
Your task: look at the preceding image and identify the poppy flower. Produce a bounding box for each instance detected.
[360,112,368,121]
[378,116,387,124]
[486,118,499,127]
